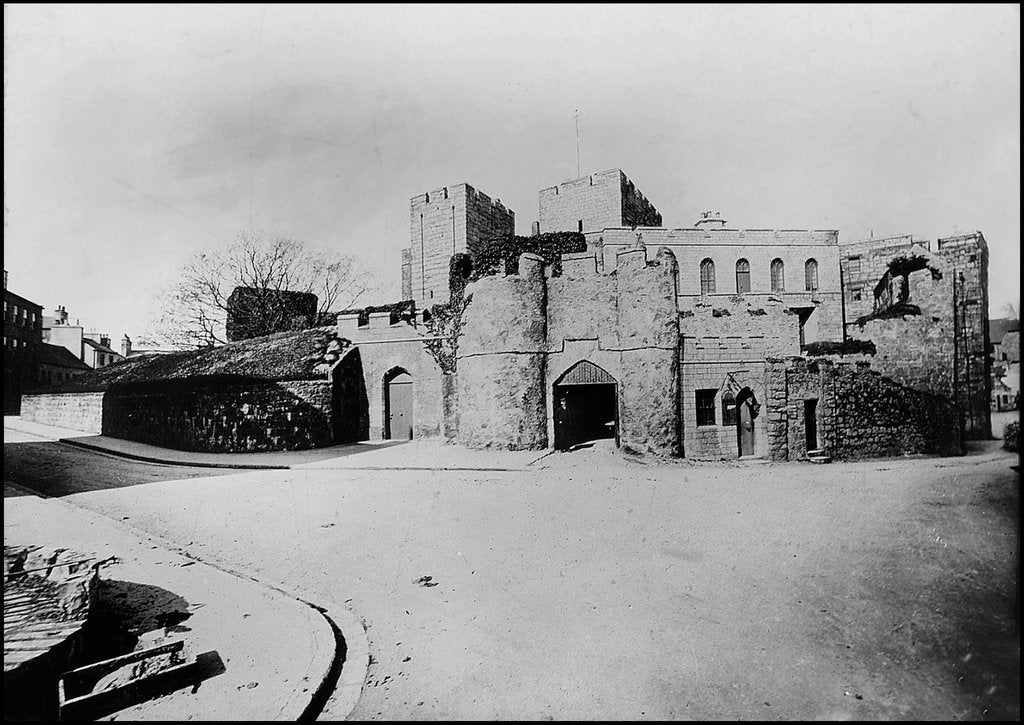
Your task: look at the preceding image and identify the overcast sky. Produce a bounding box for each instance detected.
[4,4,1020,339]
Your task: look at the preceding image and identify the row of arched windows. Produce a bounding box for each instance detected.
[698,258,819,295]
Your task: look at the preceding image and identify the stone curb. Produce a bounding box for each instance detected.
[57,437,290,470]
[3,481,366,721]
[59,437,548,472]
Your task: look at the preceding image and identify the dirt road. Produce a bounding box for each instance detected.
[4,435,1018,720]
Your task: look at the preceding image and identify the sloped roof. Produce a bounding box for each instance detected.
[990,317,1019,344]
[48,326,338,392]
[37,343,90,370]
[82,338,119,355]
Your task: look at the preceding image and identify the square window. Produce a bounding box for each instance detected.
[696,389,717,426]
[852,288,862,301]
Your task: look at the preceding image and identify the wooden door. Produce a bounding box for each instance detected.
[386,372,413,440]
[738,396,755,457]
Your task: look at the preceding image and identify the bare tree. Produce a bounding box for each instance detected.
[151,230,375,348]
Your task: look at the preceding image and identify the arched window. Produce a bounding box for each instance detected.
[770,258,785,293]
[699,258,716,295]
[804,259,819,292]
[735,259,751,294]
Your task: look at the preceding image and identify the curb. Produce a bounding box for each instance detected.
[57,438,290,470]
[4,480,367,721]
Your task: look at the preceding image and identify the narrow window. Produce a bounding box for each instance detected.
[735,259,751,294]
[770,258,785,293]
[696,389,717,426]
[847,256,861,278]
[578,219,584,232]
[700,258,716,295]
[722,391,737,426]
[805,259,819,292]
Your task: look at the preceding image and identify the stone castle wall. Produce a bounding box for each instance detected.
[765,358,962,461]
[841,232,991,438]
[455,246,680,454]
[937,233,991,438]
[595,227,844,344]
[338,310,445,440]
[456,254,548,449]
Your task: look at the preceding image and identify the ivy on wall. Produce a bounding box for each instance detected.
[467,232,586,281]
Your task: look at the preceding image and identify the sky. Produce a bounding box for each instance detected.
[4,4,1020,340]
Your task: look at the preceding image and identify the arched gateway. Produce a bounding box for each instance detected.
[552,360,618,451]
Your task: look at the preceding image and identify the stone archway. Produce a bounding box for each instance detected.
[552,360,618,451]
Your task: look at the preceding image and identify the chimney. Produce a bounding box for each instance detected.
[531,221,540,236]
[121,335,132,357]
[100,335,110,348]
[54,306,69,324]
[694,210,728,229]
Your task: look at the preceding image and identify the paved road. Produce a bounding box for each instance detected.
[4,429,1019,720]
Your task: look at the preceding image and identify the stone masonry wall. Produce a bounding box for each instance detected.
[595,226,844,344]
[101,379,334,452]
[614,246,679,455]
[765,358,962,461]
[937,232,991,439]
[21,392,105,434]
[679,297,800,459]
[854,264,956,399]
[456,254,548,449]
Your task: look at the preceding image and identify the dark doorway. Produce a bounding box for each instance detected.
[804,398,818,452]
[384,369,413,440]
[552,361,619,451]
[737,388,757,457]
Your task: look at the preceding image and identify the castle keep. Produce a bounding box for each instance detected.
[21,167,990,461]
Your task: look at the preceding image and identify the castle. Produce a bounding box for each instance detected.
[20,168,990,461]
[345,168,988,460]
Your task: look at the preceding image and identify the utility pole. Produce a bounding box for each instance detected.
[574,109,581,179]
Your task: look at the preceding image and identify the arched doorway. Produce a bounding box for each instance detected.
[553,360,618,451]
[384,368,413,440]
[736,387,759,457]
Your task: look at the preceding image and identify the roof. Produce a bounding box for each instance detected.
[3,288,43,311]
[48,326,338,392]
[82,338,119,356]
[990,317,1019,343]
[37,343,90,371]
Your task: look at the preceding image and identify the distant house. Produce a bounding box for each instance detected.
[3,271,44,413]
[989,317,1020,411]
[37,342,91,387]
[42,305,125,369]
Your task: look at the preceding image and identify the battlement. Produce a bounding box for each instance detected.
[337,309,433,341]
[538,168,625,196]
[592,227,839,246]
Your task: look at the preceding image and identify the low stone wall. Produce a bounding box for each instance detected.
[20,392,105,434]
[102,378,334,452]
[766,357,962,461]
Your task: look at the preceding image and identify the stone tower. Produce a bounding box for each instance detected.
[401,183,515,307]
